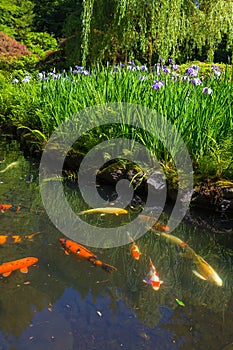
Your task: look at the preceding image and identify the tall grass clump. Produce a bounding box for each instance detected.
[1,60,232,182]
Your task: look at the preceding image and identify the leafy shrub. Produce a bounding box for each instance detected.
[0,32,31,59]
[0,32,40,73]
[22,32,59,57]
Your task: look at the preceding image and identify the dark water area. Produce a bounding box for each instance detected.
[0,136,233,350]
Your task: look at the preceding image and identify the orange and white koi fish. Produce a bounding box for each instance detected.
[127,233,141,260]
[0,232,40,245]
[59,238,117,273]
[131,243,141,260]
[0,257,38,277]
[79,207,128,216]
[143,259,163,291]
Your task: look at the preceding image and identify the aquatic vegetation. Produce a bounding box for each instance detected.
[1,60,232,183]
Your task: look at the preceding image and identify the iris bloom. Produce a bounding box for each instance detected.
[22,74,31,83]
[202,87,213,94]
[185,67,198,77]
[152,80,164,89]
[12,78,19,84]
[191,78,202,85]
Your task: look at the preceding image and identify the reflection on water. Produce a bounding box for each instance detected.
[0,136,233,350]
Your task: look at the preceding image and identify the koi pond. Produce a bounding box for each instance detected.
[0,135,233,350]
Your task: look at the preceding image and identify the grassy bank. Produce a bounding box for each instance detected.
[0,61,233,184]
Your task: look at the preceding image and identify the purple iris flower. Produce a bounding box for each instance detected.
[152,80,164,89]
[168,58,173,64]
[202,87,213,94]
[127,65,136,71]
[22,74,31,83]
[81,70,89,75]
[128,60,136,66]
[182,75,189,82]
[140,65,148,71]
[191,78,202,85]
[12,77,19,84]
[163,66,170,74]
[185,67,198,77]
[212,66,221,76]
[171,64,180,71]
[75,66,84,71]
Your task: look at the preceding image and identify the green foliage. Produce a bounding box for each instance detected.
[22,32,59,56]
[0,54,39,74]
[0,0,34,40]
[78,0,233,65]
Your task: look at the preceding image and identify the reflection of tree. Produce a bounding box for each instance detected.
[0,280,48,336]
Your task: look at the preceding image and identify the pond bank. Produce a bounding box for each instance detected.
[1,126,233,222]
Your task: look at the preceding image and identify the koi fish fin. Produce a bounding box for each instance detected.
[2,271,12,277]
[64,250,69,255]
[100,213,106,217]
[12,236,22,243]
[192,270,207,281]
[143,278,150,285]
[20,267,29,273]
[25,232,40,240]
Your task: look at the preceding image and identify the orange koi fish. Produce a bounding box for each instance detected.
[59,238,117,273]
[152,223,170,232]
[0,257,38,277]
[0,204,21,213]
[79,207,128,216]
[139,214,170,232]
[143,259,163,291]
[0,204,12,213]
[127,233,141,260]
[0,232,40,245]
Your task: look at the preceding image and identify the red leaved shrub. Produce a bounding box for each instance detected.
[0,32,31,61]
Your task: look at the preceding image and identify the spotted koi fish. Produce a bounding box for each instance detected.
[143,259,163,291]
[59,238,117,273]
[127,233,141,260]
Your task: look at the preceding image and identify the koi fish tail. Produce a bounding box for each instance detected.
[100,261,117,273]
[89,257,116,273]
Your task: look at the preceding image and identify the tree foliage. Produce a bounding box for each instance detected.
[0,0,232,68]
[79,0,233,65]
[0,0,34,40]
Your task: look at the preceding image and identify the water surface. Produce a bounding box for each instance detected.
[0,136,233,350]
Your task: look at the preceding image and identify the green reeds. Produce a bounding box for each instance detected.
[1,63,233,181]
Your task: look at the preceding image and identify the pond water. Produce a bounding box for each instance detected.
[0,136,233,350]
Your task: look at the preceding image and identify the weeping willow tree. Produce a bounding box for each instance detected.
[79,0,233,65]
